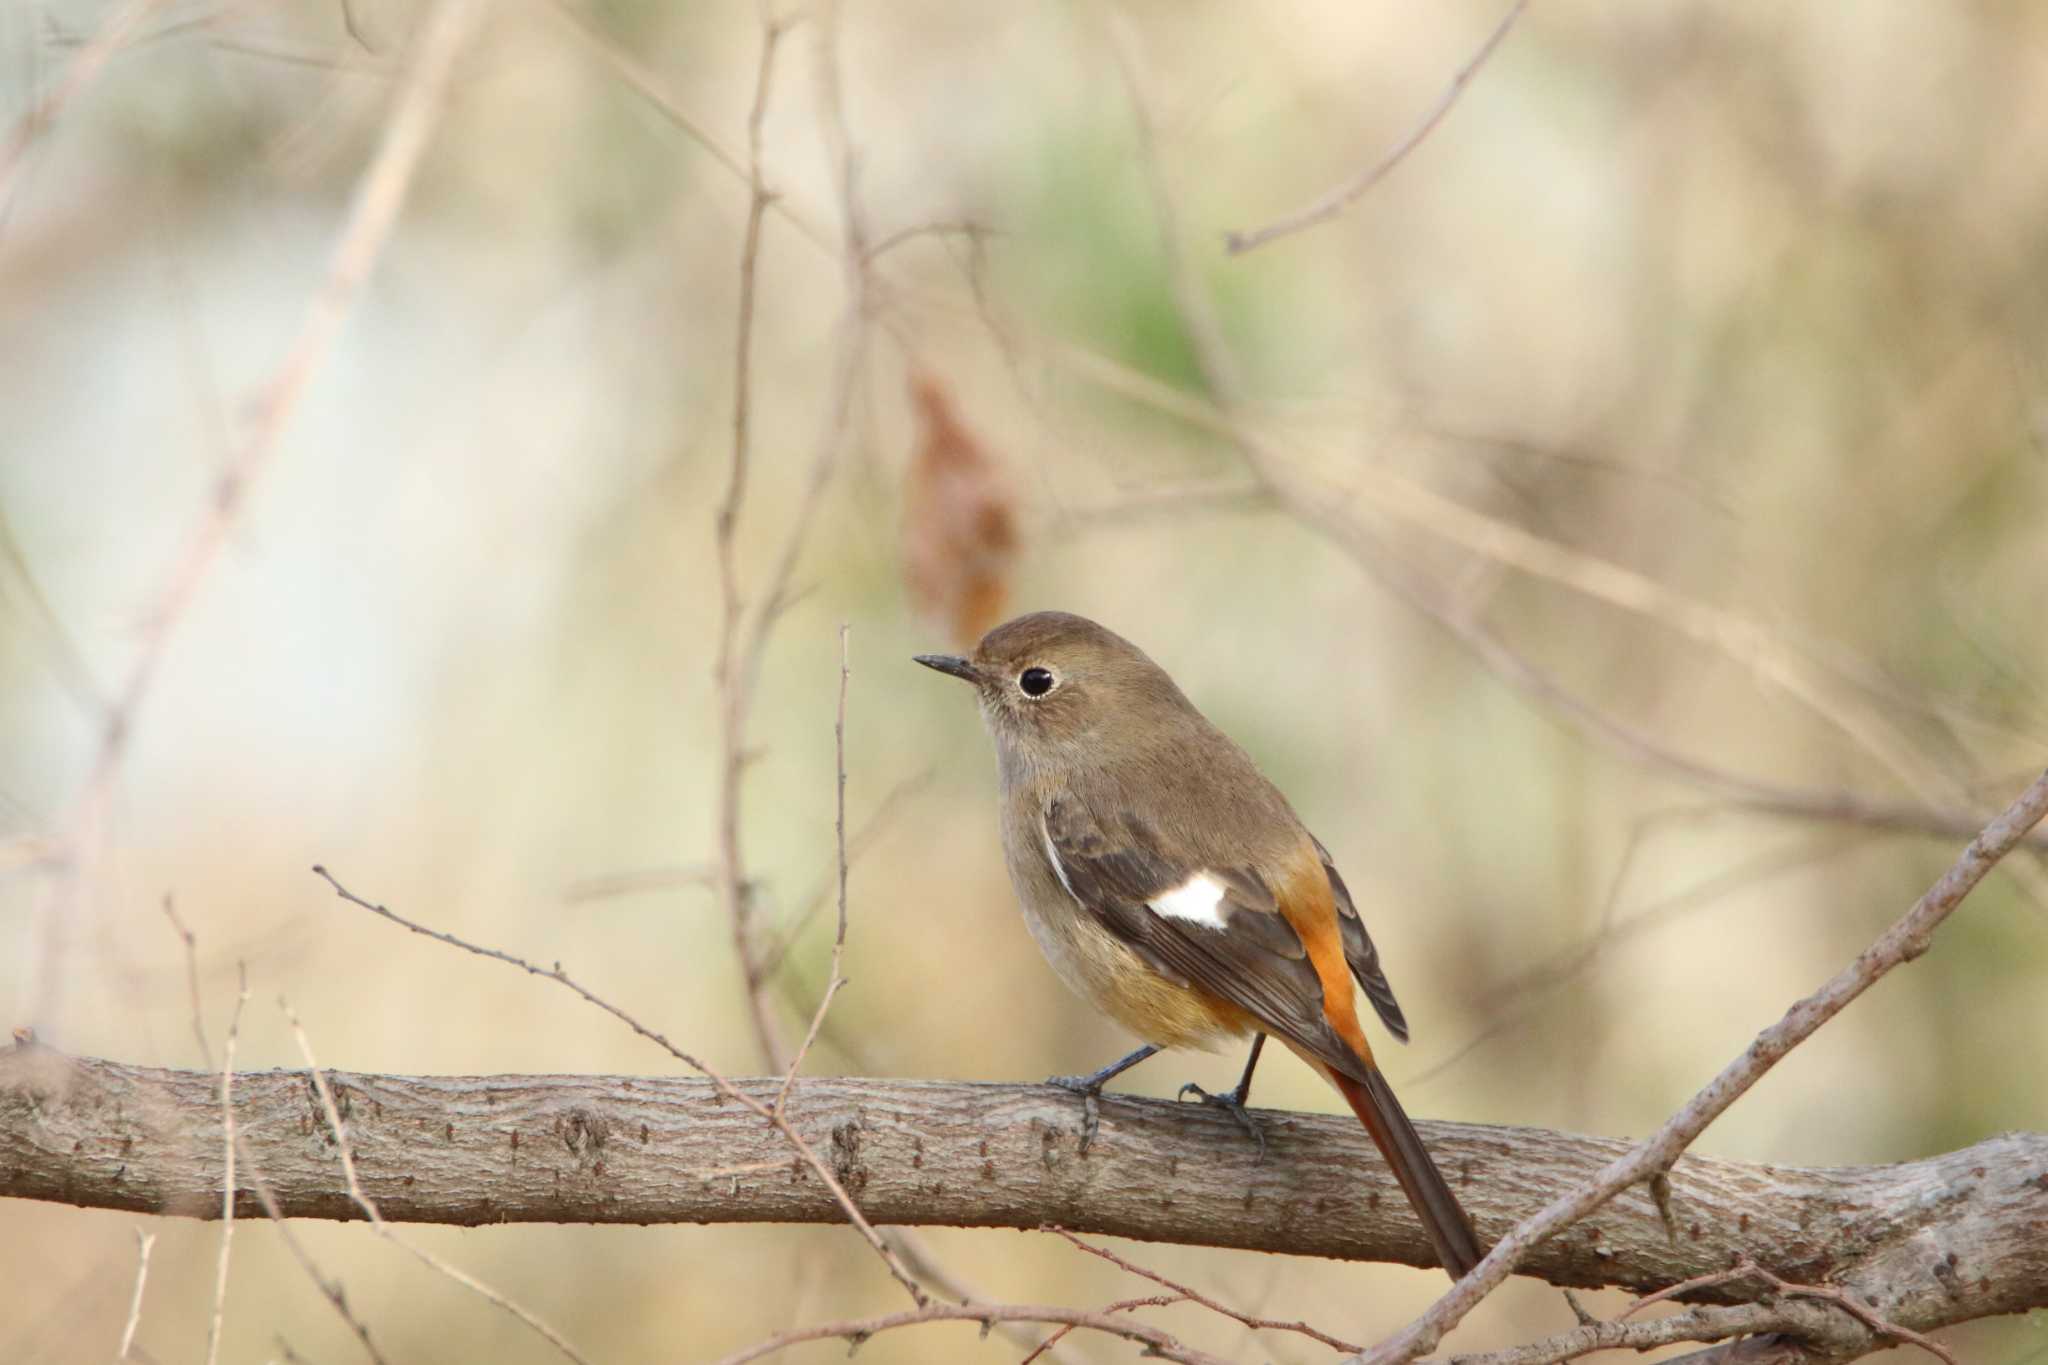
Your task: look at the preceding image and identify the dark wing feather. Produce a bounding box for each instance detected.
[1043,796,1365,1080]
[1312,835,1409,1042]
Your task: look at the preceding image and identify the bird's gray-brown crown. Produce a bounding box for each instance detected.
[913,610,1198,743]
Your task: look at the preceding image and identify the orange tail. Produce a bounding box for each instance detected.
[1329,1066,1485,1279]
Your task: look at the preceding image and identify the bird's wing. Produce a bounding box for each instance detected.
[1041,794,1367,1080]
[1310,834,1410,1043]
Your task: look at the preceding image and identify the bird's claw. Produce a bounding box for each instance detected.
[1178,1081,1267,1162]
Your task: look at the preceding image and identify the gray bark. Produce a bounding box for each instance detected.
[3,1043,2042,1341]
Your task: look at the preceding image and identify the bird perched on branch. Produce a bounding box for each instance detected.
[917,610,1484,1279]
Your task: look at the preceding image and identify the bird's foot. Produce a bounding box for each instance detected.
[1043,1044,1160,1153]
[1178,1080,1267,1162]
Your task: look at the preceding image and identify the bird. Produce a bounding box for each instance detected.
[916,609,1484,1279]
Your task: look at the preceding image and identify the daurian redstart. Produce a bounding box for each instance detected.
[916,610,1484,1278]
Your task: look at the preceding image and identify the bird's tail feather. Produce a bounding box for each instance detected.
[1329,1065,1485,1279]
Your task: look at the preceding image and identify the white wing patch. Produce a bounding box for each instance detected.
[1148,872,1231,930]
[1041,818,1082,905]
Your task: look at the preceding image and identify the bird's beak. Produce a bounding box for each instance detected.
[914,653,983,684]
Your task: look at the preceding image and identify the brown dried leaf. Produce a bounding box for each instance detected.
[902,372,1019,648]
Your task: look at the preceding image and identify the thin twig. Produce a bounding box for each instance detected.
[163,892,386,1362]
[708,1299,1234,1365]
[1609,1255,1958,1364]
[1619,1257,1770,1321]
[775,625,852,1115]
[1225,0,1531,254]
[310,866,930,1307]
[1436,1299,1851,1365]
[879,1230,1095,1365]
[282,999,596,1365]
[1049,1226,1363,1354]
[1447,1252,1963,1365]
[159,896,213,1068]
[1356,767,2048,1364]
[1750,1263,1959,1365]
[203,963,249,1365]
[118,1227,156,1360]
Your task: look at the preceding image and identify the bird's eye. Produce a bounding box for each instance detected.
[1018,666,1056,698]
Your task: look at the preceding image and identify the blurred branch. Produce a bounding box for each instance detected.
[1224,0,1532,255]
[1102,15,2048,882]
[17,0,487,1022]
[0,0,168,205]
[4,1044,2043,1348]
[713,11,795,1074]
[709,1,877,1076]
[558,863,718,904]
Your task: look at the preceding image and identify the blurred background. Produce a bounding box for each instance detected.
[4,0,2046,1360]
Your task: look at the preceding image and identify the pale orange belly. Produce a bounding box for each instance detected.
[1020,894,1257,1050]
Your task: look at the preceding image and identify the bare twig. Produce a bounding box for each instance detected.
[879,1230,1095,1365]
[159,896,213,1068]
[1225,0,1532,254]
[309,866,929,1307]
[1744,1262,1959,1365]
[1435,1299,1855,1365]
[282,999,595,1365]
[774,626,853,1115]
[163,893,385,1363]
[1619,1258,1768,1320]
[1049,1226,1363,1354]
[708,1299,1235,1365]
[18,0,486,1024]
[1445,1253,1963,1365]
[118,1227,156,1360]
[1358,766,2048,1365]
[203,963,249,1365]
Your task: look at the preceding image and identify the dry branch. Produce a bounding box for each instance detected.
[4,1044,2043,1351]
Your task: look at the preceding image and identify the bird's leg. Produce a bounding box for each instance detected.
[1046,1043,1161,1152]
[1179,1033,1267,1159]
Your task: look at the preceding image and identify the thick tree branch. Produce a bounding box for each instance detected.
[4,1044,2043,1346]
